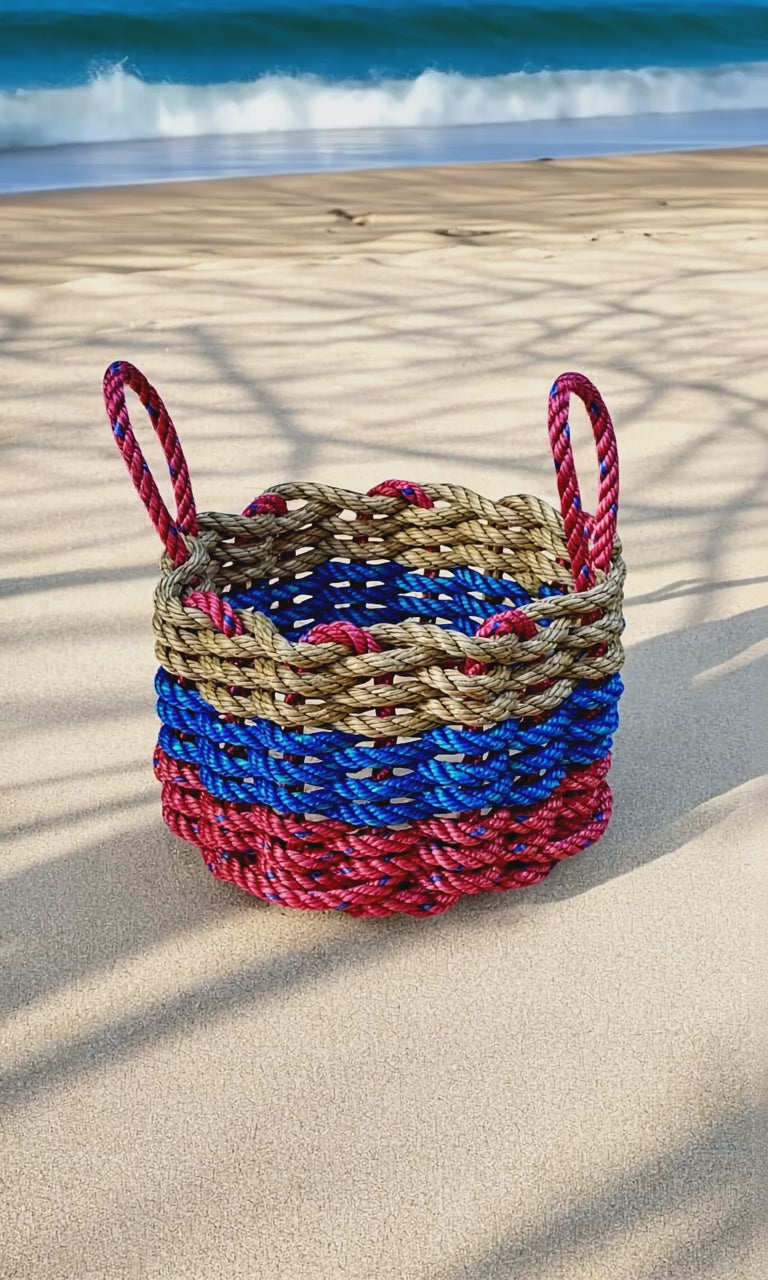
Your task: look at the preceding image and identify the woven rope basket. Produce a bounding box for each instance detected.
[104,361,625,917]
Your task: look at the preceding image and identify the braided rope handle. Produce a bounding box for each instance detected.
[548,373,619,590]
[103,360,618,596]
[103,360,198,566]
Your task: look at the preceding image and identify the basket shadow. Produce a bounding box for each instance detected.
[529,603,768,903]
[0,811,425,1115]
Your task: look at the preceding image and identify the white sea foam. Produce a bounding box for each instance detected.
[2,62,768,150]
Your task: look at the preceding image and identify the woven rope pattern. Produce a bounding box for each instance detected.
[225,559,566,636]
[156,665,621,825]
[104,360,625,916]
[150,517,624,734]
[154,748,612,916]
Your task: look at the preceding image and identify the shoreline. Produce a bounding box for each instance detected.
[2,107,767,196]
[2,145,766,289]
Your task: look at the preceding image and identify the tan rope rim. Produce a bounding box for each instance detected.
[151,482,625,734]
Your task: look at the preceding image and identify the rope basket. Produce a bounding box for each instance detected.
[104,360,625,917]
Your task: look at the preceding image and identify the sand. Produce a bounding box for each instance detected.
[1,148,766,1280]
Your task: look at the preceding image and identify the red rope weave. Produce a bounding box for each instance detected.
[183,592,244,637]
[154,748,611,917]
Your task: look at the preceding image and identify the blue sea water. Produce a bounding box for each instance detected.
[1,0,767,191]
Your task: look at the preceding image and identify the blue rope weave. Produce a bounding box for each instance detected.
[225,560,565,637]
[156,670,621,825]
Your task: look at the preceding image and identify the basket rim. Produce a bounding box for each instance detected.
[198,479,572,528]
[154,537,625,665]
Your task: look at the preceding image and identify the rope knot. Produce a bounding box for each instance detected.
[302,621,382,654]
[367,479,434,509]
[183,591,243,637]
[464,609,537,677]
[242,493,288,517]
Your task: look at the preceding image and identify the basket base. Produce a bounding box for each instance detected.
[154,749,612,917]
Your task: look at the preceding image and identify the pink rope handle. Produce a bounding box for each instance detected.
[548,373,619,590]
[103,360,198,566]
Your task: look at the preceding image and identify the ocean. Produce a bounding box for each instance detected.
[1,0,767,192]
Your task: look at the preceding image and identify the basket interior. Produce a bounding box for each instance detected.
[225,559,566,639]
[196,481,577,635]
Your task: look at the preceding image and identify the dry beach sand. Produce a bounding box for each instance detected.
[1,149,767,1279]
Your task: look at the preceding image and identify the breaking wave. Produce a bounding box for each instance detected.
[2,61,768,151]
